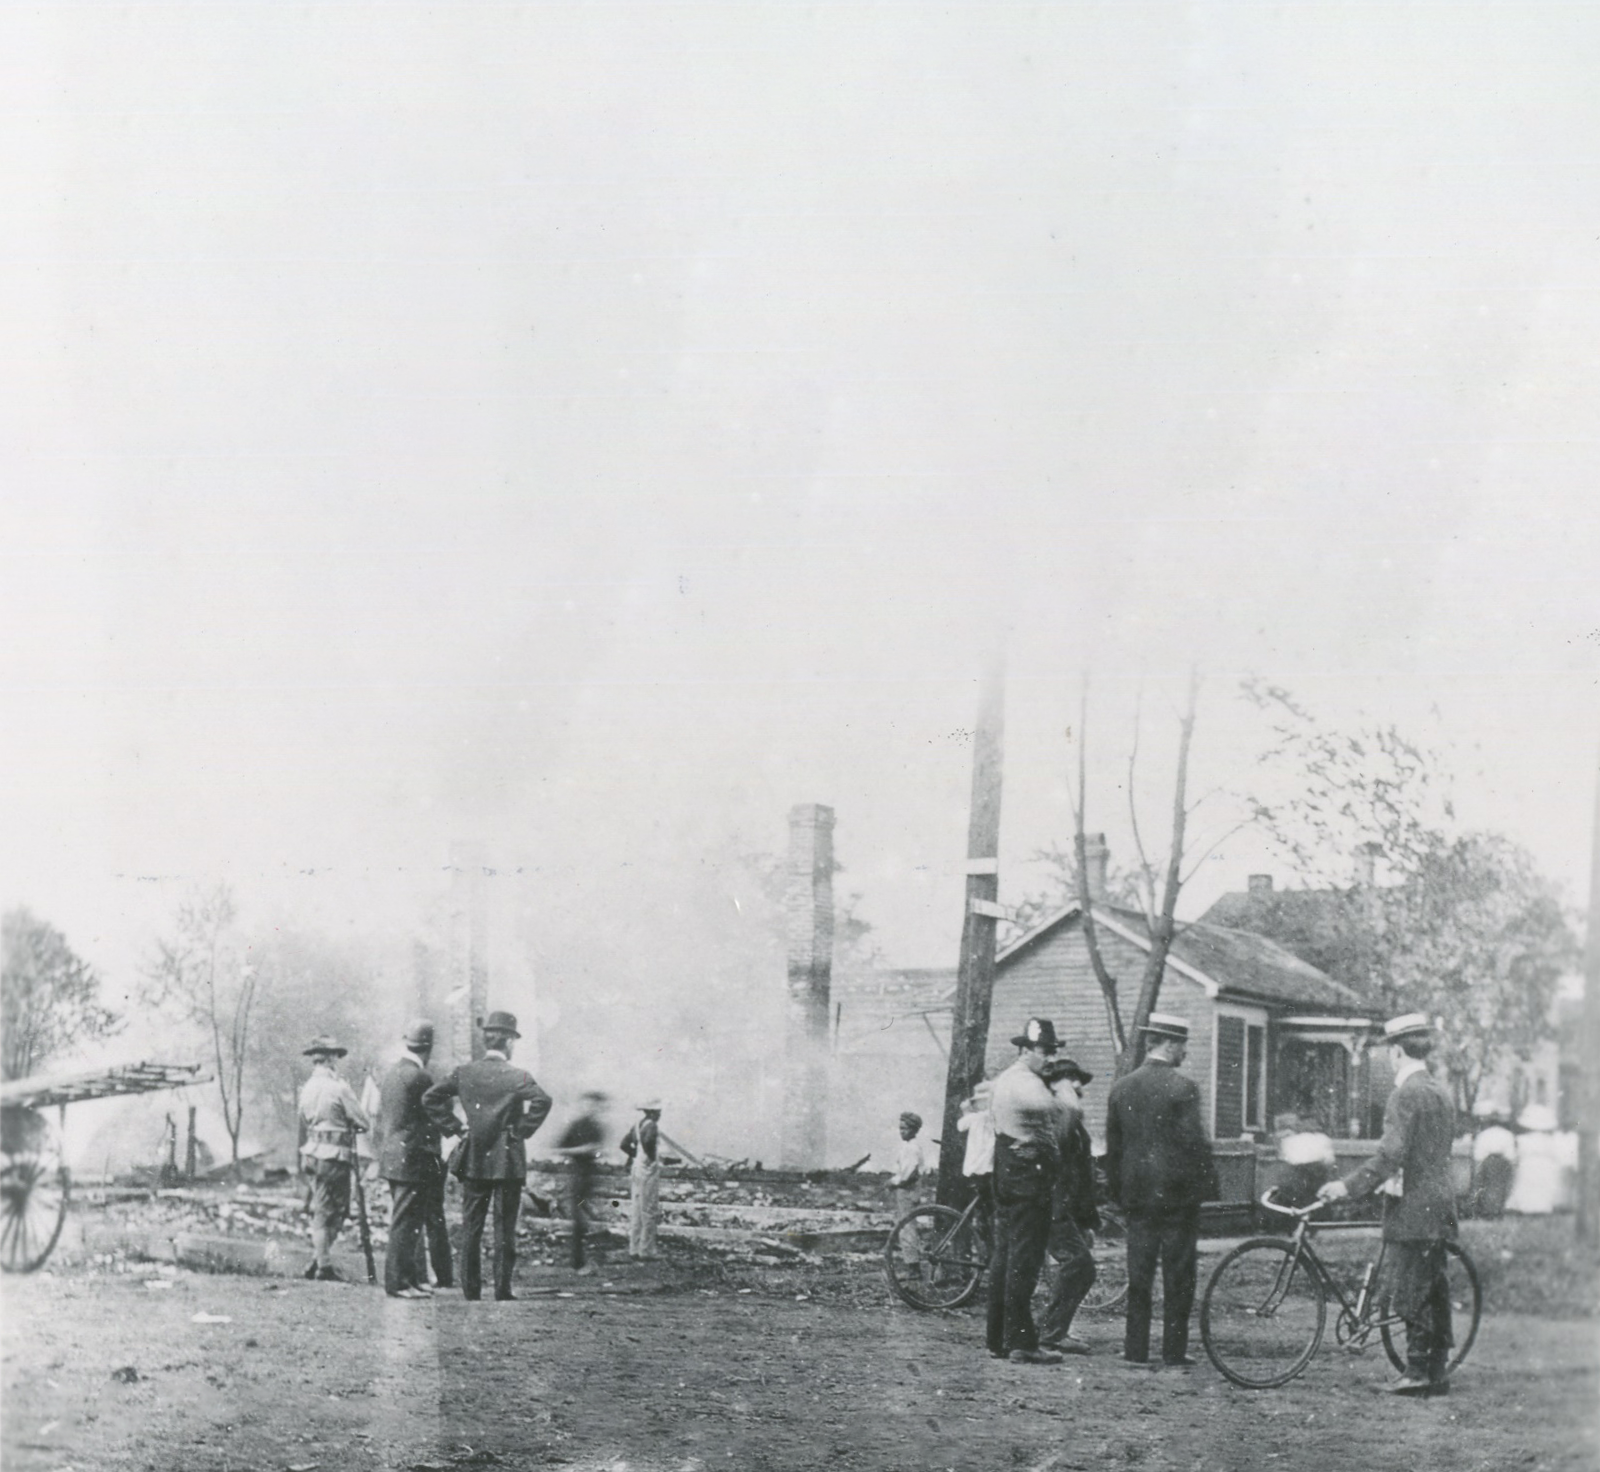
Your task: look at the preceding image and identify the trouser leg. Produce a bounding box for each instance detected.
[570,1162,591,1268]
[310,1160,351,1269]
[637,1168,660,1256]
[386,1179,424,1293]
[460,1180,492,1300]
[1041,1215,1097,1343]
[985,1213,1012,1355]
[1000,1192,1052,1354]
[422,1159,453,1287]
[494,1180,521,1299]
[895,1187,922,1265]
[1160,1209,1199,1363]
[1123,1212,1160,1362]
[1394,1241,1453,1379]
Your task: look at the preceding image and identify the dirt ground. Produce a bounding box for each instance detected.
[5,1230,1597,1472]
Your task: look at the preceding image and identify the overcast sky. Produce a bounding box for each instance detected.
[5,1,1599,1043]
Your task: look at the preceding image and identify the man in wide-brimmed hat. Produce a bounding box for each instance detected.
[984,1017,1069,1364]
[1319,1014,1457,1396]
[620,1099,665,1260]
[423,1010,552,1301]
[1039,1056,1100,1355]
[1104,1013,1218,1368]
[298,1035,371,1281]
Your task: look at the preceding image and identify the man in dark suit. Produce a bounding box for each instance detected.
[377,1018,456,1298]
[424,1010,552,1301]
[1104,1012,1218,1369]
[1319,1013,1457,1396]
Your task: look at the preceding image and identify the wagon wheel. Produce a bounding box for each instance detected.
[1,1105,71,1273]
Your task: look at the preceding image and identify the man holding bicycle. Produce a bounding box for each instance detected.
[1318,1013,1457,1397]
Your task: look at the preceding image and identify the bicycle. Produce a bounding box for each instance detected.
[883,1194,1131,1314]
[1199,1191,1482,1389]
[884,1195,989,1310]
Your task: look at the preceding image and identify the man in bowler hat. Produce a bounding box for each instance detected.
[1319,1014,1457,1395]
[377,1018,457,1298]
[424,1010,552,1301]
[1104,1012,1218,1367]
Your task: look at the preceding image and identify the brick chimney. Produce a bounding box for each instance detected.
[1354,842,1382,888]
[1248,874,1274,896]
[1083,833,1110,903]
[781,804,834,1169]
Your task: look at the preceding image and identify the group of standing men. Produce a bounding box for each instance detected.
[981,1008,1458,1395]
[983,1011,1216,1367]
[296,1009,664,1300]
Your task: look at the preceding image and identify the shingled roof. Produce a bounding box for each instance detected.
[998,903,1367,1013]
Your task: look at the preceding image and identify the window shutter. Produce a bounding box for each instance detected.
[1216,1015,1245,1138]
[1246,1024,1265,1129]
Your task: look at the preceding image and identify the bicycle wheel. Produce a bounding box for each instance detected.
[1380,1240,1482,1375]
[1201,1238,1327,1388]
[1,1108,70,1275]
[1078,1235,1129,1314]
[883,1204,985,1310]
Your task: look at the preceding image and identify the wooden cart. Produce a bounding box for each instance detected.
[0,1061,210,1273]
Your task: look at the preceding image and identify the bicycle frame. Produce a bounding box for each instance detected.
[1261,1197,1407,1348]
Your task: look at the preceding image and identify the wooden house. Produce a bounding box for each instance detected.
[988,901,1381,1145]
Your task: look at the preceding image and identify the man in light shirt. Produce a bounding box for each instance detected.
[957,1084,996,1244]
[984,1017,1067,1365]
[298,1035,371,1282]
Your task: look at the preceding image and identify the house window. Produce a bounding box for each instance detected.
[1216,1013,1268,1138]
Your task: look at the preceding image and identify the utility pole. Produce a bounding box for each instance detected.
[1577,744,1600,1242]
[935,655,1006,1207]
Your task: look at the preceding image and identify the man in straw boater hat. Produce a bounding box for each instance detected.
[985,1017,1069,1364]
[376,1018,458,1298]
[297,1035,371,1282]
[424,1010,552,1301]
[1319,1013,1458,1396]
[1104,1012,1218,1369]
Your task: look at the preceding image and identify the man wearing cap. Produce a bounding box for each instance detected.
[985,1017,1068,1364]
[1104,1013,1218,1368]
[1040,1057,1100,1354]
[423,1011,552,1301]
[1318,1014,1457,1396]
[377,1019,457,1298]
[298,1036,371,1282]
[620,1101,664,1260]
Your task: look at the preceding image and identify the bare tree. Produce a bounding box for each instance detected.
[1067,670,1205,1076]
[145,885,258,1175]
[2,908,121,1081]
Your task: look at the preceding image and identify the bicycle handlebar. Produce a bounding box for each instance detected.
[1258,1189,1326,1219]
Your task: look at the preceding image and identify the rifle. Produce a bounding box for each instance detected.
[352,1165,378,1284]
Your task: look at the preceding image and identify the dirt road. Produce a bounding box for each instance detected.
[4,1257,1595,1472]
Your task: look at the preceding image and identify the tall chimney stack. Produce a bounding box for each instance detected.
[1084,833,1110,903]
[782,804,835,1170]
